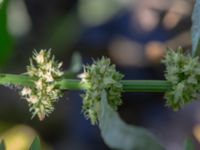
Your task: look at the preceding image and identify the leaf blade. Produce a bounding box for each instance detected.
[69,52,82,73]
[184,138,195,150]
[0,140,6,150]
[192,0,200,56]
[29,136,41,150]
[99,90,164,150]
[0,0,13,68]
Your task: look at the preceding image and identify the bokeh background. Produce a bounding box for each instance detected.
[0,0,200,149]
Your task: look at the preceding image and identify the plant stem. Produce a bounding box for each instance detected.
[0,74,172,92]
[0,74,34,87]
[120,80,171,92]
[58,79,172,92]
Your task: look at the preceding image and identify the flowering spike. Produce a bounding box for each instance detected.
[162,47,200,110]
[80,57,124,125]
[20,49,64,120]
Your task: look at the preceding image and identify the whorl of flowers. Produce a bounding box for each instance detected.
[162,47,200,110]
[20,50,63,121]
[81,57,124,125]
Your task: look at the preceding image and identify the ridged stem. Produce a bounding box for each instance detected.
[0,74,172,92]
[58,79,171,92]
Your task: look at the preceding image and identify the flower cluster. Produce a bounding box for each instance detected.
[162,47,200,110]
[20,50,63,120]
[81,57,124,125]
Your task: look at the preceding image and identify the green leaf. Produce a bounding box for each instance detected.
[0,0,13,68]
[69,52,82,73]
[184,138,195,150]
[98,90,164,150]
[0,140,6,150]
[0,0,3,6]
[78,0,123,26]
[29,136,41,150]
[192,0,200,56]
[43,13,82,51]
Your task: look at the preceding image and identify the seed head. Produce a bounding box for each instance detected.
[20,49,63,120]
[162,47,200,110]
[81,57,124,125]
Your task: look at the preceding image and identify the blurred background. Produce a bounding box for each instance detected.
[0,0,199,149]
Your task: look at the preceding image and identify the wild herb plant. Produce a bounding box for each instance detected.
[0,0,200,150]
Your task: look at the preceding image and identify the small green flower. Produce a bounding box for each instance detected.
[80,57,124,125]
[20,49,63,120]
[162,47,200,110]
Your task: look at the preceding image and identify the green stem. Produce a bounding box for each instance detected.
[120,80,171,92]
[0,74,171,92]
[58,79,171,92]
[0,74,34,87]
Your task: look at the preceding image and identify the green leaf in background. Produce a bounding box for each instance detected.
[0,140,6,150]
[69,51,82,73]
[0,0,13,68]
[29,136,41,150]
[62,52,82,79]
[184,138,195,150]
[0,0,3,6]
[192,0,200,56]
[98,90,164,150]
[78,0,123,26]
[43,13,82,52]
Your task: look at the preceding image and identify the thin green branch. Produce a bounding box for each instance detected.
[120,80,171,92]
[0,74,34,87]
[58,79,171,92]
[0,74,172,92]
